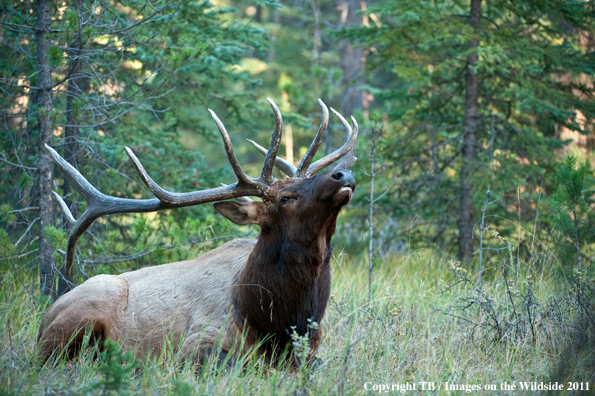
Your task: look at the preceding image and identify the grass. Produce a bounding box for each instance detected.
[0,248,590,395]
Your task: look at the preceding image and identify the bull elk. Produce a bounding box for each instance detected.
[36,99,358,366]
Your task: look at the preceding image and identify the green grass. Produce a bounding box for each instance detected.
[0,250,589,395]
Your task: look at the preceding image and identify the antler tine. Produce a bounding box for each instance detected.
[124,147,175,203]
[53,191,76,228]
[208,109,252,186]
[305,109,358,177]
[334,115,358,171]
[125,146,259,205]
[259,98,283,183]
[295,99,329,178]
[246,139,297,178]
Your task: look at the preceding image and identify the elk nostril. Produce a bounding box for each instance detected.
[331,171,344,181]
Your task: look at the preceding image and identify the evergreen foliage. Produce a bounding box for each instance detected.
[86,339,138,395]
[341,0,595,256]
[0,0,272,291]
[550,154,595,269]
[2,0,593,291]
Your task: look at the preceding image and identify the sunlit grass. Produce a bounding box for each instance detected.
[0,248,585,395]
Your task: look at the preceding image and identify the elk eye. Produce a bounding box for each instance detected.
[280,197,291,204]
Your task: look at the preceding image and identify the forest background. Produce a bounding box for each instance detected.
[1,0,595,394]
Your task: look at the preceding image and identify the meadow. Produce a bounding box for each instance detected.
[1,237,592,395]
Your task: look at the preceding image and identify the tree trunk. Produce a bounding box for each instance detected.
[58,33,84,296]
[337,0,364,117]
[35,0,56,297]
[266,8,280,64]
[63,35,84,215]
[281,90,294,165]
[458,0,481,263]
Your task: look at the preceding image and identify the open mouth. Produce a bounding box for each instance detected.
[335,185,354,204]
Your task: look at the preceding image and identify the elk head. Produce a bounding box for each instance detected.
[215,169,355,245]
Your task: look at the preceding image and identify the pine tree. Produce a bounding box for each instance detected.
[342,0,595,260]
[550,154,595,269]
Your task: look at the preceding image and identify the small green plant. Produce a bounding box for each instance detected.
[170,379,193,396]
[290,319,319,367]
[0,204,16,226]
[549,154,595,270]
[86,339,138,395]
[43,225,67,251]
[290,319,319,394]
[550,153,595,378]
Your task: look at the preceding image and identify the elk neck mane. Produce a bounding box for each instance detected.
[231,183,339,354]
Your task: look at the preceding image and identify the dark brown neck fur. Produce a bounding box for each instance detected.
[232,214,338,355]
[223,170,356,358]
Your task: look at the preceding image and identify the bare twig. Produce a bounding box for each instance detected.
[15,217,39,247]
[367,120,385,305]
[476,187,491,287]
[9,207,39,213]
[0,249,39,261]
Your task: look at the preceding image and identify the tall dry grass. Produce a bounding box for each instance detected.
[2,244,587,395]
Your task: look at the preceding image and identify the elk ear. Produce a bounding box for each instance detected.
[213,201,266,226]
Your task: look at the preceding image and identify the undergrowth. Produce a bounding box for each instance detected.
[0,244,591,395]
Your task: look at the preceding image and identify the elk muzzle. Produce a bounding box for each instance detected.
[321,169,356,205]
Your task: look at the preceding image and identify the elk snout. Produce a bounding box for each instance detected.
[331,170,356,190]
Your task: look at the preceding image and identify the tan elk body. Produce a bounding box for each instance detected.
[38,239,252,360]
[37,99,358,365]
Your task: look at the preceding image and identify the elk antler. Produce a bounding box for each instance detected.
[305,108,358,177]
[49,99,285,279]
[295,99,329,177]
[248,99,358,178]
